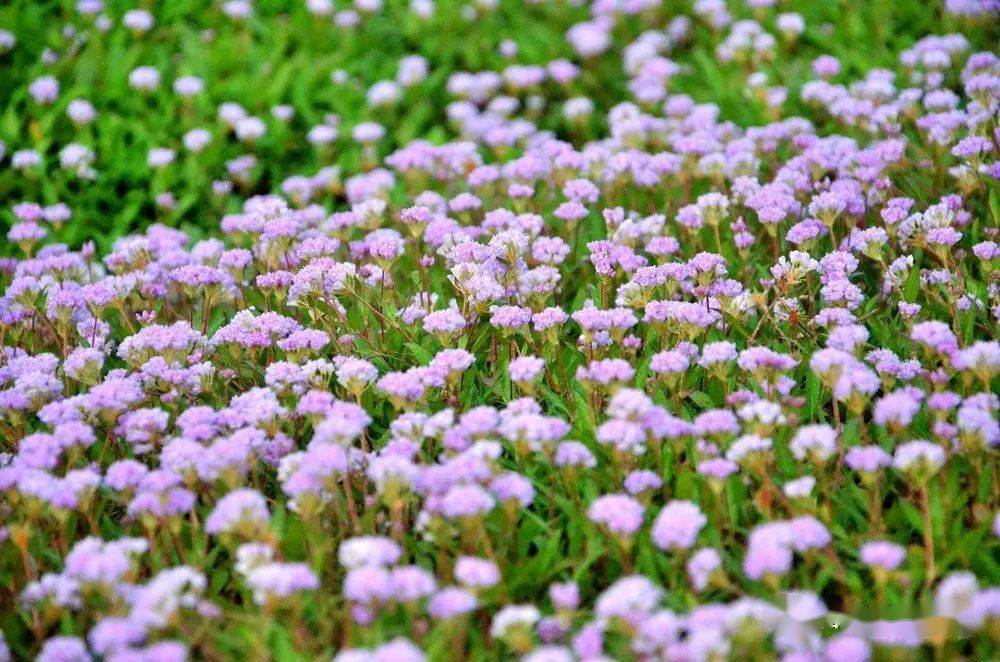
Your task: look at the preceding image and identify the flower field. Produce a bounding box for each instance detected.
[1,0,999,659]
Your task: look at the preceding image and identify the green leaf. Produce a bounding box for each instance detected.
[268,624,300,662]
[404,342,433,364]
[903,251,922,302]
[688,390,714,410]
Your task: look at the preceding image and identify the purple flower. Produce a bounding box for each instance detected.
[455,556,500,588]
[824,635,870,662]
[860,540,906,570]
[509,356,545,383]
[588,494,645,536]
[687,548,722,592]
[205,489,270,536]
[439,484,495,519]
[428,587,477,619]
[845,445,892,474]
[490,305,533,331]
[744,542,793,581]
[549,581,579,610]
[651,500,706,551]
[390,565,437,602]
[893,440,946,478]
[576,359,635,387]
[554,441,596,468]
[789,424,838,464]
[29,76,60,104]
[245,562,319,604]
[37,637,88,662]
[623,470,662,496]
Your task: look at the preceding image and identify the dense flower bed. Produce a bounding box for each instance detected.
[1,0,1000,660]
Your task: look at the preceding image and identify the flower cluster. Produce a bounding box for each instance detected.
[0,0,999,659]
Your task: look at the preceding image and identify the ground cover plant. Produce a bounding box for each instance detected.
[0,0,999,659]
